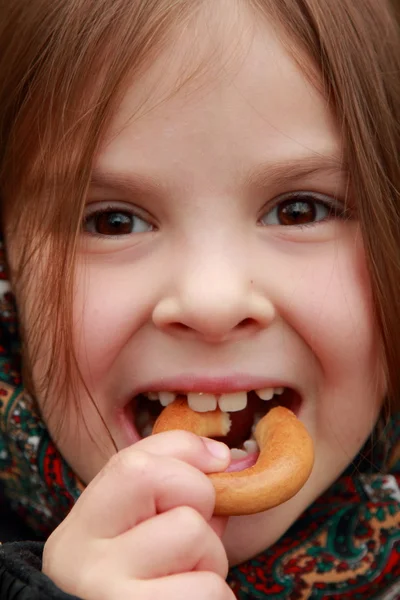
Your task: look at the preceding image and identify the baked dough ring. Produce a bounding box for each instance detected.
[152,398,314,516]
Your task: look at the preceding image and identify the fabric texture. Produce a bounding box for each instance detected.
[0,542,79,600]
[0,238,399,599]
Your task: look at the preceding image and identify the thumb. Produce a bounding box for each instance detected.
[137,430,231,474]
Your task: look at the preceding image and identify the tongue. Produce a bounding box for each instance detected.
[225,452,259,472]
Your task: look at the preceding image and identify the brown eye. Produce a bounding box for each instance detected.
[261,194,333,227]
[84,211,152,236]
[278,200,316,225]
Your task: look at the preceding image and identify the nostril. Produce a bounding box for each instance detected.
[164,317,263,340]
[237,318,258,329]
[169,323,190,333]
[171,318,257,334]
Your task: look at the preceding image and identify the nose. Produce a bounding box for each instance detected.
[152,257,276,343]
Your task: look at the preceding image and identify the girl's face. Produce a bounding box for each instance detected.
[38,5,384,563]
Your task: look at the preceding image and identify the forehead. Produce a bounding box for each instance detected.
[97,3,341,183]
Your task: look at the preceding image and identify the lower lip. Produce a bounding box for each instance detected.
[225,452,259,472]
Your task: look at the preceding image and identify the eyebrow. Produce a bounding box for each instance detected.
[90,169,165,197]
[245,155,349,190]
[90,155,348,196]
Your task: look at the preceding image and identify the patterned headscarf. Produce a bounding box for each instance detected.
[0,239,399,599]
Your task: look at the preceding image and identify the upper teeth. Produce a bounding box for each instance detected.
[218,391,247,412]
[143,387,285,413]
[188,393,217,412]
[159,392,176,407]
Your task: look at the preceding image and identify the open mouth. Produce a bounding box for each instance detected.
[133,387,301,455]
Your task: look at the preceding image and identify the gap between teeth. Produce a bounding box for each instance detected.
[146,387,285,412]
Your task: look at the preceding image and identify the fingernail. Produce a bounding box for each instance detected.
[202,437,230,461]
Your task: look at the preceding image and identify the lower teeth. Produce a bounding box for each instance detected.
[230,440,260,459]
[243,439,258,453]
[230,449,247,459]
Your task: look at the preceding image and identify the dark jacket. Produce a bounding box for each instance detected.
[0,502,79,600]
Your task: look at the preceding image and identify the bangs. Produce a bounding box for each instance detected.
[0,0,398,417]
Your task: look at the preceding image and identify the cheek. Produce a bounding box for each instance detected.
[283,235,380,380]
[72,258,160,383]
[279,234,384,449]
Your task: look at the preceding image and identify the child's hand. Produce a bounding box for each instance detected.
[42,432,235,600]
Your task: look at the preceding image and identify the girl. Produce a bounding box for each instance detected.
[0,0,399,598]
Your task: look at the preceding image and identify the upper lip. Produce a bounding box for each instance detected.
[131,374,299,397]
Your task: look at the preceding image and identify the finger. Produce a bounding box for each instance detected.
[73,558,234,600]
[138,434,230,542]
[72,446,221,538]
[116,506,229,579]
[134,572,236,600]
[135,430,230,474]
[101,572,235,600]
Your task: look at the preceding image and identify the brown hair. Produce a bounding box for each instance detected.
[0,0,399,420]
